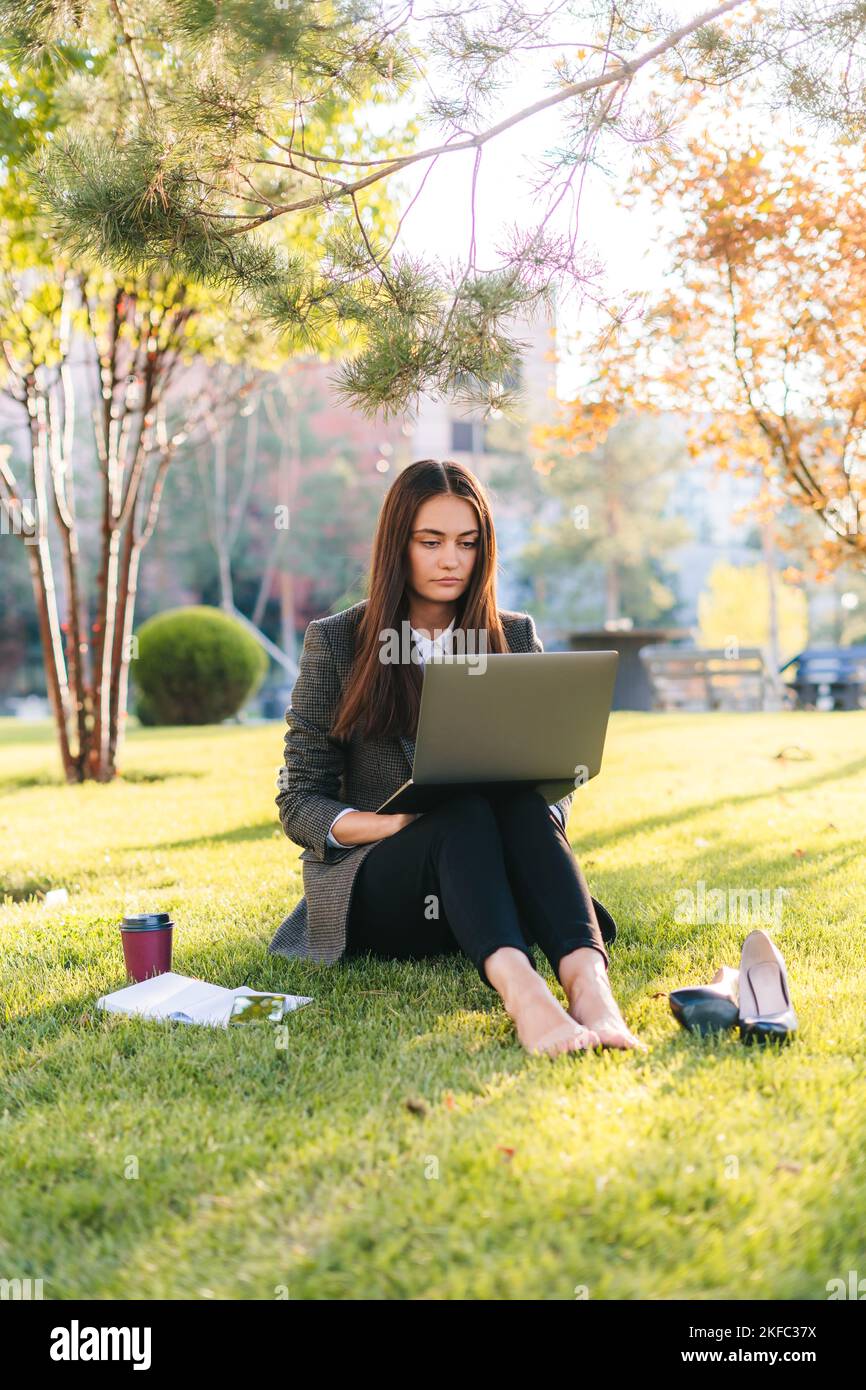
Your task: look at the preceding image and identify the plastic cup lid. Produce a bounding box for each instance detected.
[121,912,174,931]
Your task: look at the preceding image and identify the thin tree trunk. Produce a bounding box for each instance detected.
[110,542,142,772]
[280,398,299,662]
[5,268,254,781]
[48,333,90,776]
[761,522,784,703]
[112,450,173,768]
[88,290,123,780]
[106,352,160,775]
[107,506,137,775]
[260,378,299,663]
[251,557,275,629]
[25,538,76,779]
[280,570,296,661]
[3,323,81,779]
[27,380,77,779]
[603,438,622,626]
[213,428,234,611]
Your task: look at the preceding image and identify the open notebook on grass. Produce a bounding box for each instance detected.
[96,971,313,1028]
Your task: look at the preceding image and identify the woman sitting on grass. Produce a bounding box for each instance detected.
[269,458,646,1056]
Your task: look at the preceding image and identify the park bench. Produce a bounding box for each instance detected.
[778,646,866,711]
[639,645,791,712]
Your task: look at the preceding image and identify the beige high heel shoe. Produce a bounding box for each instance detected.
[738,930,798,1045]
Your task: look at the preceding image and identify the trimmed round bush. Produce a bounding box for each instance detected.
[134,688,159,727]
[133,606,269,726]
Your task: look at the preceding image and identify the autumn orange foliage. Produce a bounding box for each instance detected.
[538,130,866,580]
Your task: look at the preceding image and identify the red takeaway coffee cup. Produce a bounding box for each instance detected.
[120,913,174,982]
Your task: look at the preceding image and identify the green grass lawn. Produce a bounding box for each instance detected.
[1,711,865,1300]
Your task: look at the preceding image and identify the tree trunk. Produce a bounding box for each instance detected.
[603,439,622,626]
[26,538,77,780]
[89,288,133,781]
[761,521,784,704]
[4,271,250,782]
[213,427,234,612]
[27,383,79,780]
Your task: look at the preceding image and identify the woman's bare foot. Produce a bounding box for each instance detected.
[484,947,600,1057]
[559,948,648,1051]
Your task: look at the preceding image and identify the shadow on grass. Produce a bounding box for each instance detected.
[125,821,282,853]
[573,754,866,853]
[284,1044,865,1300]
[0,872,59,903]
[119,769,208,784]
[4,913,863,1297]
[584,840,866,935]
[0,768,208,794]
[0,953,506,1292]
[0,773,66,794]
[117,753,866,861]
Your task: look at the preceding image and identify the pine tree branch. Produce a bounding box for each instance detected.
[223,0,750,234]
[108,0,155,119]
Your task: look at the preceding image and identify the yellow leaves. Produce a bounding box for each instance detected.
[527,423,547,449]
[698,561,808,658]
[532,457,556,476]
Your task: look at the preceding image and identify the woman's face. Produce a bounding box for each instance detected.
[405,493,480,606]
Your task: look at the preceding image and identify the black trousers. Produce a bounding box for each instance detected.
[343,788,609,990]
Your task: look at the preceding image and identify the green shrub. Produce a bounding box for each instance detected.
[134,688,159,727]
[133,607,269,726]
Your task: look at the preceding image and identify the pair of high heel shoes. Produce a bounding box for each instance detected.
[669,929,797,1044]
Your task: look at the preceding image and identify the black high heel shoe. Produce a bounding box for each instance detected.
[738,929,797,1045]
[669,966,739,1035]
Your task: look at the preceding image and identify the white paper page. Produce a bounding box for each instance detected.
[96,971,199,1015]
[96,973,315,1027]
[167,991,237,1028]
[147,979,235,1022]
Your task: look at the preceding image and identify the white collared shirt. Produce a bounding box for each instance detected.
[408,616,456,664]
[325,614,565,845]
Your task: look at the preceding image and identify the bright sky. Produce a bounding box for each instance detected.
[393,0,827,399]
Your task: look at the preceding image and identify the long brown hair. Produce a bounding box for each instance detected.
[330,459,509,742]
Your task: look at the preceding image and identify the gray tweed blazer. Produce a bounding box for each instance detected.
[267,599,616,964]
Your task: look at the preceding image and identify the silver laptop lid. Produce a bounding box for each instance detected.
[412,651,618,786]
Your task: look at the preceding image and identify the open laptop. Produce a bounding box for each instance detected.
[375,650,618,814]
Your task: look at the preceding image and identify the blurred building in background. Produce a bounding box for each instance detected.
[408,305,559,615]
[4,295,863,713]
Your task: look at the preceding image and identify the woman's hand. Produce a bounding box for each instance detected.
[381,812,420,837]
[330,810,420,846]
